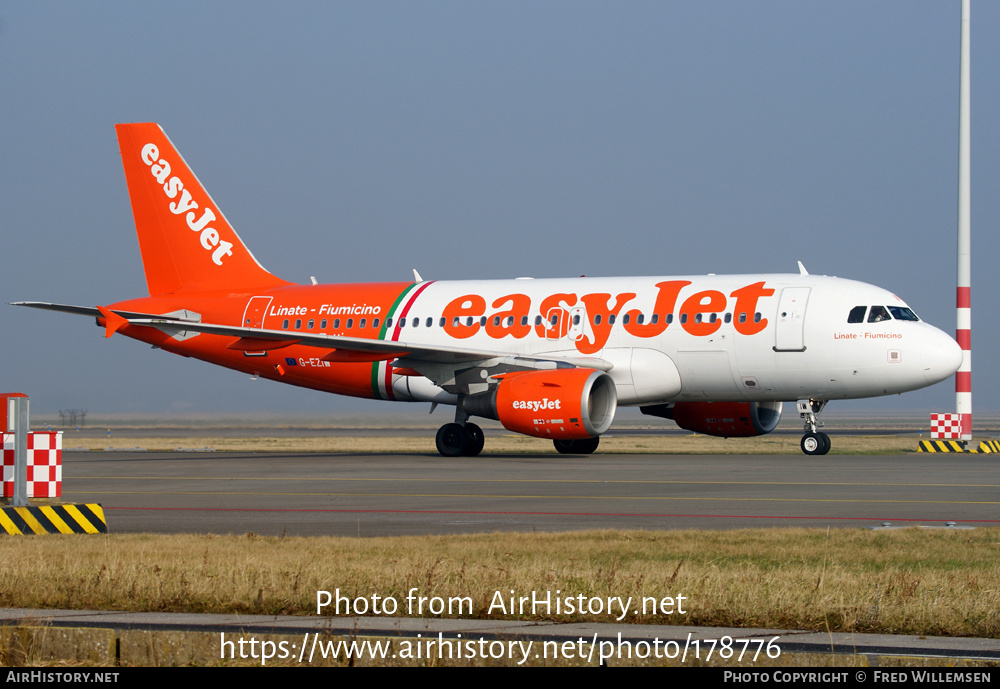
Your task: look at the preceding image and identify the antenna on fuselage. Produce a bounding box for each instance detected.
[956,0,972,442]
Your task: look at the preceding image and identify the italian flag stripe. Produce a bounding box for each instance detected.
[370,281,434,400]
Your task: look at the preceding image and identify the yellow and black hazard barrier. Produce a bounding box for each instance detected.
[0,504,106,535]
[918,439,1000,454]
[918,440,968,453]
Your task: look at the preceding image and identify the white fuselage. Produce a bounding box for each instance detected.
[372,273,960,406]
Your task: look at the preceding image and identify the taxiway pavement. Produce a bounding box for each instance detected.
[59,450,1000,536]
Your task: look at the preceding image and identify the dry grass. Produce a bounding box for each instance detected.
[1,528,998,638]
[62,433,920,454]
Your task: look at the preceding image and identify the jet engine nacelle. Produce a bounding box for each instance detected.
[642,400,783,437]
[464,368,617,440]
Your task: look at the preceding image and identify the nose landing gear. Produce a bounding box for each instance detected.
[798,399,830,455]
[800,431,831,455]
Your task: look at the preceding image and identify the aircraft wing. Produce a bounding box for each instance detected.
[124,315,613,370]
[12,302,612,372]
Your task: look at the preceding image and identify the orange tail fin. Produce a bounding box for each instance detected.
[115,123,292,296]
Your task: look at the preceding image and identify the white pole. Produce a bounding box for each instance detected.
[956,0,972,441]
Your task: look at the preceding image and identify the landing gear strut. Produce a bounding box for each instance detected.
[797,399,830,455]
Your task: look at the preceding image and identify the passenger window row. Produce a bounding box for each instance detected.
[278,310,764,332]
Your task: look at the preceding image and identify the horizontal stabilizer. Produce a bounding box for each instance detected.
[11,302,102,317]
[11,301,199,322]
[12,302,204,342]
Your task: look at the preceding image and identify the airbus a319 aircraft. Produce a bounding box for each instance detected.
[16,124,962,456]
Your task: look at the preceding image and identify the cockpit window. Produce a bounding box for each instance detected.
[867,306,891,323]
[888,306,919,322]
[847,306,866,323]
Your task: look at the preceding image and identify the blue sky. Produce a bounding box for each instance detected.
[1,2,996,418]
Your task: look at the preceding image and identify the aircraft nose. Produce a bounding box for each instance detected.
[920,326,963,386]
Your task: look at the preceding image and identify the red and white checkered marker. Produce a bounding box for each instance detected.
[3,432,62,498]
[931,413,963,440]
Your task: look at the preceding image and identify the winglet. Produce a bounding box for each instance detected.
[97,306,128,338]
[797,261,809,276]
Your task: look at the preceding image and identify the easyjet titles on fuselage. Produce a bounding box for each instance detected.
[261,279,776,356]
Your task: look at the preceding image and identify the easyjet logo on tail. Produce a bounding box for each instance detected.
[140,143,234,266]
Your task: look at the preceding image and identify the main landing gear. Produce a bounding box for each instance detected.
[435,403,485,457]
[798,399,830,455]
[435,422,485,457]
[436,424,601,456]
[434,403,602,457]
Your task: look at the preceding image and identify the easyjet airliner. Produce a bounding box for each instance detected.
[15,124,962,456]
